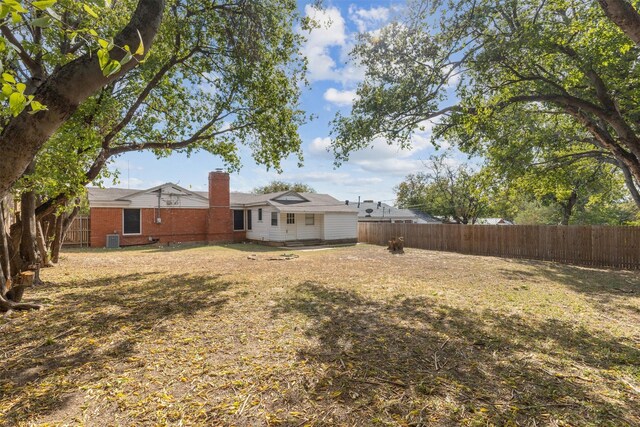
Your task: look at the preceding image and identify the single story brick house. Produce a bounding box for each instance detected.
[88,171,358,247]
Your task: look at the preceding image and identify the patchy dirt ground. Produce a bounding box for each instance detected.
[1,243,639,426]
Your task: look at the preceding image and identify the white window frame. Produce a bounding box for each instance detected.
[305,214,314,225]
[287,213,295,224]
[258,208,263,222]
[271,211,278,226]
[122,208,142,235]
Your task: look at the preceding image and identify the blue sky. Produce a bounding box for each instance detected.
[108,0,460,204]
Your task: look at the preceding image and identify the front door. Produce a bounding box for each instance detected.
[284,213,297,241]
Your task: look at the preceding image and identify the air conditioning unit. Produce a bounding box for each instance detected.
[106,234,120,248]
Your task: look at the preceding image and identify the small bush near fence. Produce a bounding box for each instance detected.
[358,222,640,269]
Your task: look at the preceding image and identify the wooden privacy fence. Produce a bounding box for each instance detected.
[358,222,640,269]
[63,215,90,247]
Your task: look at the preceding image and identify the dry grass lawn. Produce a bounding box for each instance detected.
[0,243,639,426]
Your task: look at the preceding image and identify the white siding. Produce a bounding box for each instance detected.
[127,194,208,209]
[245,206,286,241]
[295,213,322,240]
[127,186,208,209]
[323,213,358,240]
[247,209,354,243]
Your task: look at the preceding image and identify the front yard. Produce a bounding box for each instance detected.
[1,243,639,426]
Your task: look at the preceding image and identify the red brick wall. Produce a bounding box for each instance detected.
[90,172,240,247]
[90,207,209,247]
[207,171,234,242]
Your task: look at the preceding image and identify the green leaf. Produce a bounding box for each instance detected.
[30,16,51,28]
[135,29,144,55]
[102,60,121,77]
[120,51,132,66]
[97,48,109,69]
[29,100,47,113]
[32,0,57,10]
[9,91,26,116]
[11,11,22,24]
[0,5,10,19]
[15,82,26,93]
[98,38,109,49]
[2,73,15,84]
[2,84,12,96]
[82,3,99,19]
[45,6,61,21]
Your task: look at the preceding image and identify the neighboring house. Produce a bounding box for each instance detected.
[88,171,358,247]
[476,218,515,225]
[355,200,441,224]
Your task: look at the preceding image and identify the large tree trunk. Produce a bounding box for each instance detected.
[559,190,578,226]
[598,0,640,46]
[53,206,80,263]
[0,0,166,202]
[0,199,11,295]
[51,214,64,264]
[0,199,40,312]
[20,189,41,284]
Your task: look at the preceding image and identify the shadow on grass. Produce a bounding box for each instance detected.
[274,281,640,426]
[500,259,640,295]
[0,272,231,425]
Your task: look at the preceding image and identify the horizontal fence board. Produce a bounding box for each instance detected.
[358,222,640,270]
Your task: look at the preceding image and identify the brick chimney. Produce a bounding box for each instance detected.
[207,170,233,242]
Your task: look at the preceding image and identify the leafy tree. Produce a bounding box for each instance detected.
[597,0,640,45]
[253,181,316,194]
[395,155,489,224]
[0,0,307,311]
[0,0,166,312]
[0,0,165,202]
[331,0,640,208]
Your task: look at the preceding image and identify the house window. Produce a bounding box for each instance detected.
[258,208,263,221]
[123,209,141,235]
[271,212,278,226]
[305,214,314,225]
[233,210,244,231]
[247,210,252,231]
[287,213,295,224]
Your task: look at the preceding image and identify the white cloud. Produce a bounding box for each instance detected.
[302,5,347,82]
[355,158,425,175]
[286,171,384,187]
[348,6,390,32]
[309,136,332,155]
[323,88,358,106]
[300,5,372,84]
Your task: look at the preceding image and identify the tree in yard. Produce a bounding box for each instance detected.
[395,155,490,224]
[24,0,306,269]
[474,109,630,225]
[0,0,308,311]
[331,0,640,209]
[252,181,316,194]
[597,0,640,45]
[0,0,166,311]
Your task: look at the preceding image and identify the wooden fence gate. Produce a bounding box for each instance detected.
[358,222,640,270]
[63,215,90,247]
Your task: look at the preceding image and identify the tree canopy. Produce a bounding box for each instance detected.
[252,180,316,194]
[332,0,640,207]
[395,155,490,224]
[0,0,308,311]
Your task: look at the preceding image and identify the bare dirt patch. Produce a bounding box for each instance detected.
[1,243,639,426]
